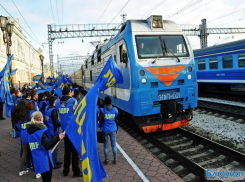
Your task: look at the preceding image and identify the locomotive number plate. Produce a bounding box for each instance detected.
[158,92,180,101]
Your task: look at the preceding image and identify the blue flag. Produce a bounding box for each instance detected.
[65,84,107,182]
[46,76,52,84]
[2,55,14,117]
[33,74,43,81]
[95,56,123,91]
[9,68,18,77]
[65,56,123,182]
[37,76,48,89]
[67,78,73,84]
[0,78,4,102]
[54,75,67,97]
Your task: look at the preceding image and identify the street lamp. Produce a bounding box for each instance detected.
[39,54,44,76]
[0,16,14,57]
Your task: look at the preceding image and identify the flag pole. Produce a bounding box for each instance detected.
[51,131,66,153]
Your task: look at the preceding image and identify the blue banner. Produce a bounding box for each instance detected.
[95,56,123,91]
[65,56,123,182]
[37,84,56,94]
[0,78,4,102]
[33,74,43,81]
[54,75,67,97]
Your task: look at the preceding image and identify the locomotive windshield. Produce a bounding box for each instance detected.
[136,35,189,59]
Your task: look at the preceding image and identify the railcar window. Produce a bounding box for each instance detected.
[222,55,233,68]
[161,35,189,57]
[238,54,245,67]
[136,36,163,59]
[209,57,218,69]
[135,35,189,59]
[198,59,206,70]
[90,70,92,81]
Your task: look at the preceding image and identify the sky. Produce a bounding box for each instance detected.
[0,0,245,74]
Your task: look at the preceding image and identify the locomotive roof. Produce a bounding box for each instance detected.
[193,39,245,56]
[86,16,182,62]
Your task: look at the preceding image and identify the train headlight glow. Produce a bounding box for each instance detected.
[142,78,147,84]
[187,74,192,80]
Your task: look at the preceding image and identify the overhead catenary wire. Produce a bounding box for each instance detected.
[167,0,203,19]
[141,0,167,19]
[208,7,245,22]
[50,0,56,24]
[12,0,42,46]
[97,0,113,23]
[56,0,59,24]
[0,4,43,48]
[172,0,215,20]
[108,0,131,25]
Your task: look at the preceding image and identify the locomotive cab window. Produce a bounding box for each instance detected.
[198,59,206,70]
[238,54,245,67]
[209,57,218,69]
[136,35,189,59]
[222,55,233,68]
[119,44,128,63]
[90,70,92,81]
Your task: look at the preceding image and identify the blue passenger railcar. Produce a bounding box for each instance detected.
[194,39,245,90]
[81,15,198,133]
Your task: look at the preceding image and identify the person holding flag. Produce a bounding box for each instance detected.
[56,86,82,177]
[64,56,123,182]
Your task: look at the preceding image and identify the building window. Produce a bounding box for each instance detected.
[198,59,206,70]
[222,55,233,68]
[238,54,245,67]
[209,57,218,69]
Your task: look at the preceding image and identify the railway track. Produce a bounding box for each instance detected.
[119,121,245,182]
[197,100,245,120]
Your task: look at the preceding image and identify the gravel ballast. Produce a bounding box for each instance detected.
[183,111,245,153]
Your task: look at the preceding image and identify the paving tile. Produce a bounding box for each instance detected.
[0,113,184,182]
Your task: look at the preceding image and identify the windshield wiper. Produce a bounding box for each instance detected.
[162,39,181,63]
[152,49,164,64]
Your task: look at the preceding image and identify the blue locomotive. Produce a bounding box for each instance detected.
[194,39,245,90]
[81,15,198,133]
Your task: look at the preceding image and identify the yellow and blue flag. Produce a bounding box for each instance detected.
[9,68,18,77]
[0,55,14,117]
[37,76,48,89]
[95,56,123,91]
[65,56,123,182]
[33,74,43,81]
[54,75,67,97]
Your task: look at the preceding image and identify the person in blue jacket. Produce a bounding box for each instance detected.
[38,93,47,116]
[45,96,62,169]
[99,96,118,165]
[27,90,39,116]
[56,86,82,177]
[26,111,65,182]
[13,99,31,176]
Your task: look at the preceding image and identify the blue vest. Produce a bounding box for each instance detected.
[45,106,55,136]
[11,95,16,112]
[45,99,50,106]
[20,119,29,144]
[28,128,54,174]
[100,107,118,132]
[56,98,75,130]
[38,101,45,115]
[15,97,22,106]
[27,100,39,116]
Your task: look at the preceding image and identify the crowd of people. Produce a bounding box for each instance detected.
[4,83,119,182]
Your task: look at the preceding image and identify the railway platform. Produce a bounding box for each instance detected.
[0,115,183,182]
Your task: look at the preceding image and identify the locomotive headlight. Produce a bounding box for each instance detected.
[152,21,157,28]
[140,70,145,76]
[188,66,192,72]
[142,78,147,84]
[187,74,192,80]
